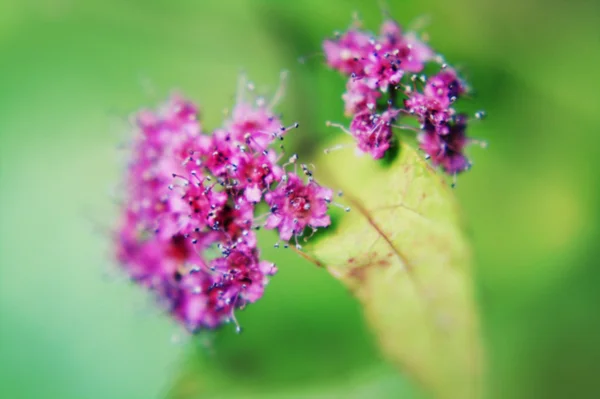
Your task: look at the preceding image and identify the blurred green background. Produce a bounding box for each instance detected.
[1,0,599,398]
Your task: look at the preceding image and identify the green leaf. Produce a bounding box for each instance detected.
[304,140,483,399]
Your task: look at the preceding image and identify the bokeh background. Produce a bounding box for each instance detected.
[1,0,599,398]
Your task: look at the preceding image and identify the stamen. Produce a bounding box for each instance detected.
[470,138,488,149]
[392,124,421,133]
[269,70,289,109]
[331,201,351,212]
[325,121,352,136]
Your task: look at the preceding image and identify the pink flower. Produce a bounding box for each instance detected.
[229,149,283,203]
[117,215,185,284]
[349,109,398,159]
[379,19,403,46]
[172,270,223,331]
[170,245,277,333]
[424,69,466,108]
[342,78,381,116]
[404,92,454,130]
[418,114,470,174]
[393,32,434,73]
[198,129,235,178]
[116,79,333,332]
[323,29,373,75]
[362,50,404,90]
[324,16,482,175]
[227,102,284,150]
[167,181,228,237]
[211,245,275,303]
[403,70,472,172]
[265,173,332,241]
[209,199,256,247]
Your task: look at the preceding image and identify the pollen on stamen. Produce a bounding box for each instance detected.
[323,144,348,154]
[475,110,487,120]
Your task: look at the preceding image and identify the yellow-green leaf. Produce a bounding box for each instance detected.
[305,140,483,398]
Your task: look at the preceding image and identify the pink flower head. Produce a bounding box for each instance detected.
[325,17,476,165]
[349,109,399,159]
[116,78,334,332]
[169,243,277,333]
[323,15,485,176]
[424,69,466,108]
[227,101,284,150]
[404,92,454,131]
[167,180,228,237]
[323,29,374,75]
[342,78,381,116]
[209,198,257,247]
[169,245,277,333]
[393,32,434,73]
[211,245,275,303]
[229,149,283,203]
[198,129,235,178]
[363,49,405,89]
[265,173,332,242]
[137,95,201,146]
[171,269,223,331]
[419,114,470,174]
[163,94,202,135]
[120,94,206,241]
[117,215,190,285]
[379,19,403,47]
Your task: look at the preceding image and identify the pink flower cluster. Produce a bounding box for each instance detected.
[116,81,332,332]
[324,18,484,174]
